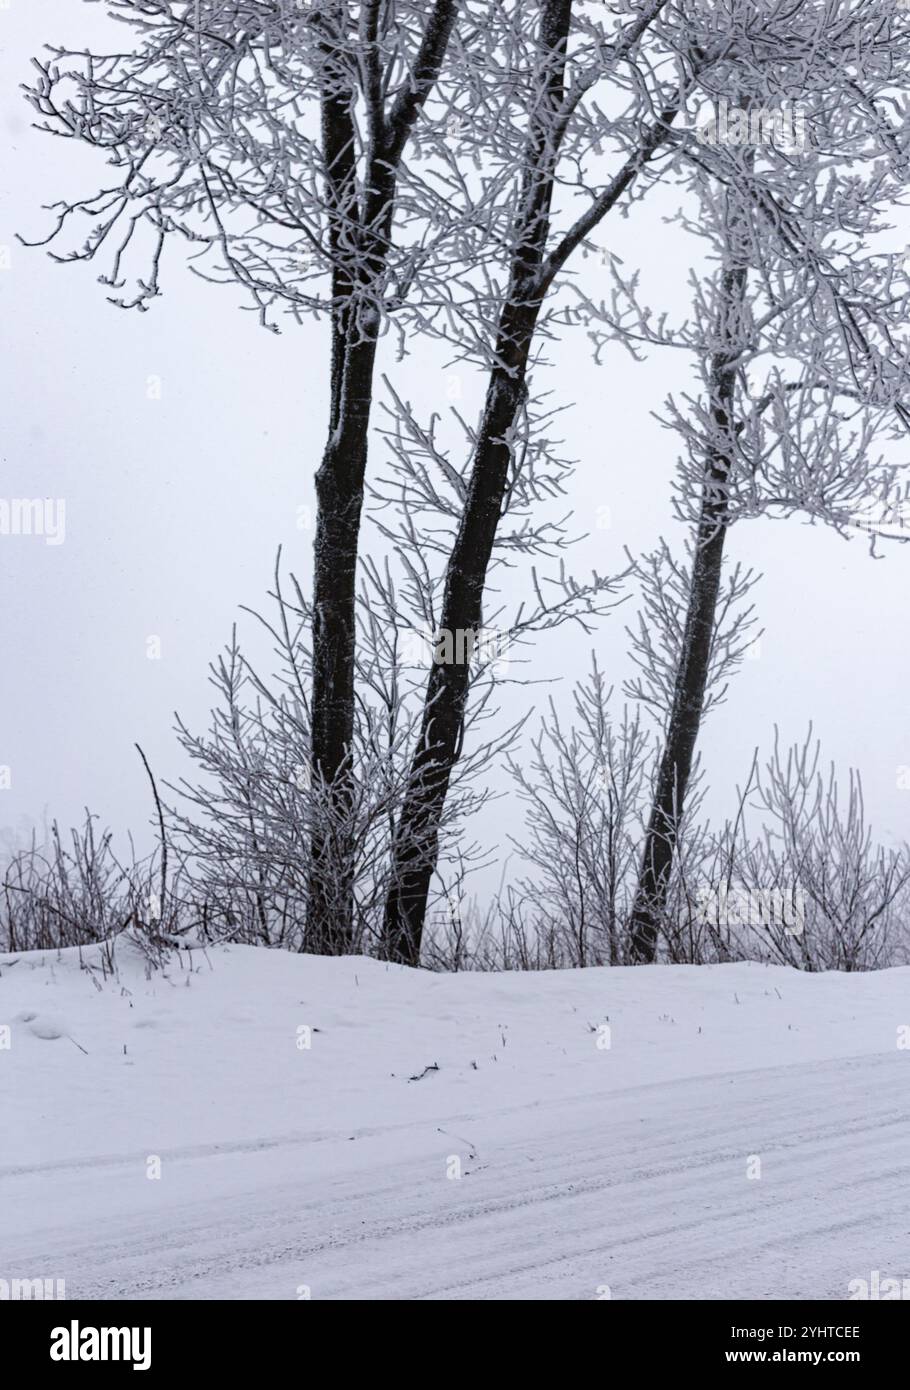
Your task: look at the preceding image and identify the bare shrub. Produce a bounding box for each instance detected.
[499,674,910,971]
[502,659,651,966]
[716,733,910,971]
[169,556,517,953]
[0,812,185,969]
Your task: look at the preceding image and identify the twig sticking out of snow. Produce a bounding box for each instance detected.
[408,1063,440,1083]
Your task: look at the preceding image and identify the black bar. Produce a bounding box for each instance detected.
[4,1299,907,1375]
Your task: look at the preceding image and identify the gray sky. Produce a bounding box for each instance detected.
[2,1,909,881]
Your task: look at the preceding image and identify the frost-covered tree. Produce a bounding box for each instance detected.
[21,0,473,951]
[379,0,712,963]
[587,75,910,959]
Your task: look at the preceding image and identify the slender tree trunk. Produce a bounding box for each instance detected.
[307,333,381,951]
[629,212,750,963]
[381,328,540,963]
[382,0,574,965]
[305,43,371,952]
[627,507,730,962]
[305,3,459,952]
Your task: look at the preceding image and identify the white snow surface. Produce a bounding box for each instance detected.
[1,941,909,1300]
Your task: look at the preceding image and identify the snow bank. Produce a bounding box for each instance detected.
[2,941,906,1172]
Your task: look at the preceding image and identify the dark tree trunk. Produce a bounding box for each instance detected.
[381,0,574,965]
[305,2,459,952]
[381,334,539,964]
[627,511,730,962]
[305,39,370,953]
[629,250,749,963]
[307,334,381,952]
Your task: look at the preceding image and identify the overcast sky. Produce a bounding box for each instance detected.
[2,2,909,889]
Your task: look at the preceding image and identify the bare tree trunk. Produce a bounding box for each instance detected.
[382,329,540,963]
[306,34,371,952]
[306,2,459,952]
[629,206,750,963]
[381,0,573,965]
[308,336,381,951]
[627,505,730,962]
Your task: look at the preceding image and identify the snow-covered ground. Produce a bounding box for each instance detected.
[2,940,909,1300]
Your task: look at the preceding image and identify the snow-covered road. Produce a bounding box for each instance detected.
[2,944,909,1299]
[5,1055,910,1299]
